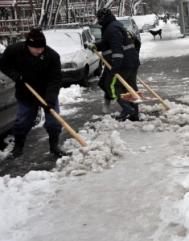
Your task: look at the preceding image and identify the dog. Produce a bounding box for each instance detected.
[149,29,162,40]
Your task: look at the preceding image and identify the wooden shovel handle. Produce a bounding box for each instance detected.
[94,49,142,101]
[137,76,170,110]
[25,83,87,147]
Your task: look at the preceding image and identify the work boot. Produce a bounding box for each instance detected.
[49,133,65,158]
[115,98,135,122]
[114,112,130,122]
[128,114,140,122]
[129,103,140,121]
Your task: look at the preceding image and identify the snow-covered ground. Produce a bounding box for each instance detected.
[140,20,189,60]
[1,20,189,241]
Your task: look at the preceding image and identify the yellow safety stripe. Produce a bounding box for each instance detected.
[110,76,117,99]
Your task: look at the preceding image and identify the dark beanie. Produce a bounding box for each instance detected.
[26,28,46,48]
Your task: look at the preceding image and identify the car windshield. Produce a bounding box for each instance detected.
[45,30,81,49]
[90,27,101,40]
[119,19,132,31]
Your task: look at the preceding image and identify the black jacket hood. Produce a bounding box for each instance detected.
[100,14,116,30]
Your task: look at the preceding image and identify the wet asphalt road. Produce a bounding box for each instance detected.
[1,54,189,177]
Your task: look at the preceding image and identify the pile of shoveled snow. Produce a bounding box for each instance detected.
[53,99,189,177]
[1,99,189,176]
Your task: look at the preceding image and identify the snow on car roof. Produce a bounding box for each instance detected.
[44,29,82,54]
[47,25,90,34]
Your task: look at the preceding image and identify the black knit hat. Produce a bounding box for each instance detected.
[96,8,112,21]
[26,28,46,48]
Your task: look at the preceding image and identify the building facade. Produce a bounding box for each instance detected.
[178,0,189,35]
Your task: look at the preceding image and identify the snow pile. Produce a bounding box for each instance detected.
[59,84,86,116]
[57,117,128,176]
[59,84,85,105]
[53,100,189,178]
[0,171,57,240]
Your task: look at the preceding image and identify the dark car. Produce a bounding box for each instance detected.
[0,71,17,135]
[0,43,17,136]
[0,44,44,137]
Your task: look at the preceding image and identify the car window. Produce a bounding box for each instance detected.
[119,19,132,32]
[90,27,101,41]
[82,30,93,44]
[131,19,137,29]
[82,32,87,44]
[85,30,93,42]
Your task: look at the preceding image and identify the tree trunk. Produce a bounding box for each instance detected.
[47,0,54,27]
[54,0,63,25]
[104,0,114,8]
[38,0,46,26]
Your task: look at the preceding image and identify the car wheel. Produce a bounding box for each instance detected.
[80,66,89,87]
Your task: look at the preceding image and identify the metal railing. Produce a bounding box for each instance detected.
[0,18,35,36]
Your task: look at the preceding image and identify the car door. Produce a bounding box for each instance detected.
[0,72,17,134]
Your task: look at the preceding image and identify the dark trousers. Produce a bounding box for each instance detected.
[13,99,62,138]
[99,68,138,98]
[116,69,139,116]
[99,67,139,116]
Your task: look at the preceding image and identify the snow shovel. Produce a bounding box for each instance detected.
[137,76,170,110]
[94,49,170,110]
[25,83,87,147]
[93,49,142,103]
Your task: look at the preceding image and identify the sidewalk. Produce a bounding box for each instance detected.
[5,130,185,241]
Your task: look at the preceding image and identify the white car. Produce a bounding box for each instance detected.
[132,14,159,32]
[44,27,101,86]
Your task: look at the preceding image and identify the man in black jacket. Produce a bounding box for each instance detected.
[0,28,64,158]
[94,8,140,121]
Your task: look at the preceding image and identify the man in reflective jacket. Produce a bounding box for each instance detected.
[94,8,140,121]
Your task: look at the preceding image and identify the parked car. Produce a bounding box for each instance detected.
[0,71,17,135]
[132,14,159,32]
[89,24,102,43]
[0,44,43,136]
[0,43,17,136]
[116,16,141,42]
[44,26,101,86]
